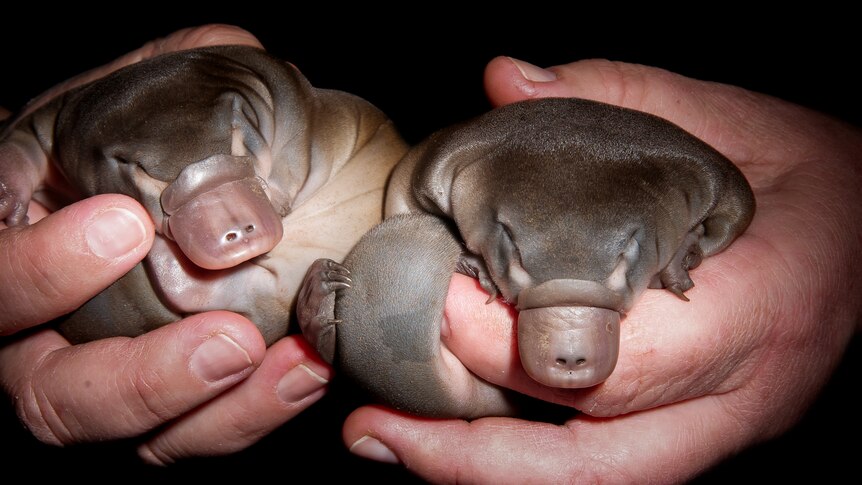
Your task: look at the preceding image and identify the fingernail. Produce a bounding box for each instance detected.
[190,334,253,382]
[508,57,557,82]
[277,364,328,404]
[86,208,147,259]
[349,435,400,464]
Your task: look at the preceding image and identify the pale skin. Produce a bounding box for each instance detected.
[1,26,859,483]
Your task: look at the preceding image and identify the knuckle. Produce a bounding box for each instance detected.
[124,364,181,426]
[13,376,73,446]
[20,250,73,304]
[144,405,270,464]
[0,232,76,327]
[6,345,185,448]
[138,442,173,466]
[221,408,270,450]
[593,60,649,108]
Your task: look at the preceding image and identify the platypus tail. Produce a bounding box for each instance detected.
[333,213,518,419]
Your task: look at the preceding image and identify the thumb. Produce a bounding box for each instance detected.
[483,56,720,147]
[482,55,820,165]
[343,397,746,484]
[0,194,154,335]
[484,56,692,112]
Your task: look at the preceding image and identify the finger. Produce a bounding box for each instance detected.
[0,194,154,335]
[483,55,690,111]
[17,25,263,119]
[138,336,331,465]
[105,23,264,75]
[0,311,265,446]
[482,56,833,169]
[483,55,736,133]
[343,395,747,484]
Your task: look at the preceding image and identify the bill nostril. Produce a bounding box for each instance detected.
[225,225,256,242]
[554,356,587,368]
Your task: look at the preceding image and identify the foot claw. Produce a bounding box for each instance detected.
[297,258,353,363]
[667,284,691,302]
[322,259,350,276]
[658,232,701,302]
[324,270,353,286]
[458,253,502,303]
[324,280,351,292]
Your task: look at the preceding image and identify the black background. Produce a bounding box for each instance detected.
[1,12,858,483]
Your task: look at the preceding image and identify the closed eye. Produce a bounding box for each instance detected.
[497,220,533,293]
[498,221,522,266]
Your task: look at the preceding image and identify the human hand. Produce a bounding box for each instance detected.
[0,24,331,465]
[343,57,862,482]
